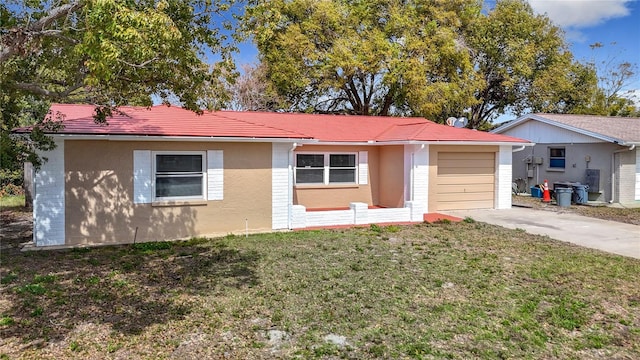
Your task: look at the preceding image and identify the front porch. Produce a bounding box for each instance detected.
[290,201,427,229]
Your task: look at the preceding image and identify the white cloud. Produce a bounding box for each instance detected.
[527,0,632,28]
[623,88,640,103]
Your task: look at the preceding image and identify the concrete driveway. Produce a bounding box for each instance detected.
[444,208,640,259]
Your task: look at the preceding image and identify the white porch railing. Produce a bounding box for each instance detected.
[291,201,424,229]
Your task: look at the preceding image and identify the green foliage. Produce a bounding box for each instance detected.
[1,0,240,169]
[546,296,588,331]
[131,241,173,252]
[0,316,15,326]
[464,0,595,129]
[16,283,47,296]
[244,0,481,117]
[244,0,598,127]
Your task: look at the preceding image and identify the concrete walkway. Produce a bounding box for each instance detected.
[445,208,640,259]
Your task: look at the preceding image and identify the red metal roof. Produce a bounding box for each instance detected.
[21,103,528,143]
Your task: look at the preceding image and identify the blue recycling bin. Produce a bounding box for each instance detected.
[572,184,589,204]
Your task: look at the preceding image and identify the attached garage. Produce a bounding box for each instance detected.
[429,146,497,211]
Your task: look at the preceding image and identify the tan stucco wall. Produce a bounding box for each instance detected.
[378,145,405,208]
[64,140,273,246]
[293,145,379,208]
[428,145,498,211]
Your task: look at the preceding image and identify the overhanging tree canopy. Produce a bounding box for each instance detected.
[1,0,238,113]
[244,0,482,117]
[1,0,238,171]
[243,0,600,128]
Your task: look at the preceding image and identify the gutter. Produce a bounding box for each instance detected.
[610,144,636,203]
[36,134,319,144]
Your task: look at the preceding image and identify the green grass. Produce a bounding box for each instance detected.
[0,195,25,209]
[1,222,639,359]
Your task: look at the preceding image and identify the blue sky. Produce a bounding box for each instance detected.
[526,0,640,99]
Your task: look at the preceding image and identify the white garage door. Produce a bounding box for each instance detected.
[435,152,495,210]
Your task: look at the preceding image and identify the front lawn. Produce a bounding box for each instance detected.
[1,222,639,359]
[0,195,25,210]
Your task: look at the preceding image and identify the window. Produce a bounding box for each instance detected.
[549,147,566,169]
[295,153,357,185]
[154,152,205,200]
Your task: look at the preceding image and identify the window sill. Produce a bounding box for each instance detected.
[294,184,360,189]
[151,200,208,207]
[546,168,565,172]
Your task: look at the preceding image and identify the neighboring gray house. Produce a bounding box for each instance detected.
[492,114,640,204]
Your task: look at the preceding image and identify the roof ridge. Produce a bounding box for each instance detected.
[374,121,431,141]
[535,112,640,121]
[212,111,313,138]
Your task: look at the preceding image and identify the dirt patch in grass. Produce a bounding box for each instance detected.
[1,216,639,359]
[0,209,32,250]
[513,195,640,225]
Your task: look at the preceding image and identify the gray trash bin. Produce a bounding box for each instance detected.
[556,187,572,207]
[572,184,589,204]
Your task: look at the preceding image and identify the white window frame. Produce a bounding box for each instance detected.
[294,152,358,185]
[549,146,566,170]
[152,151,207,201]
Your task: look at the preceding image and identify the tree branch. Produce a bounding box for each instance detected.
[38,29,79,44]
[117,57,160,69]
[0,1,82,63]
[12,81,85,99]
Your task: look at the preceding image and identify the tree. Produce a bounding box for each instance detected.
[576,43,639,116]
[1,0,238,114]
[243,0,482,116]
[1,0,238,178]
[227,63,285,111]
[462,0,596,129]
[244,0,593,129]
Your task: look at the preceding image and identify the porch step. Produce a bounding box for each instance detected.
[423,213,463,223]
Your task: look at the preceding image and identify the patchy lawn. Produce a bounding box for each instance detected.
[513,195,640,225]
[1,215,639,359]
[0,195,25,210]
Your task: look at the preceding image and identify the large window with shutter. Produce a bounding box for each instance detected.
[154,152,206,200]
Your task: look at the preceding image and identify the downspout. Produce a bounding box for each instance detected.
[288,143,299,229]
[610,144,636,203]
[512,145,527,188]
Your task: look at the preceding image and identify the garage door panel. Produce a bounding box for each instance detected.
[435,191,493,201]
[438,166,495,175]
[436,199,494,210]
[435,151,495,211]
[438,152,494,160]
[438,159,494,170]
[435,174,494,185]
[437,183,494,194]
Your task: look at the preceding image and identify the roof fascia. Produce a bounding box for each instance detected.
[491,114,531,133]
[375,140,534,146]
[45,135,533,147]
[306,140,533,146]
[493,114,623,144]
[48,134,318,144]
